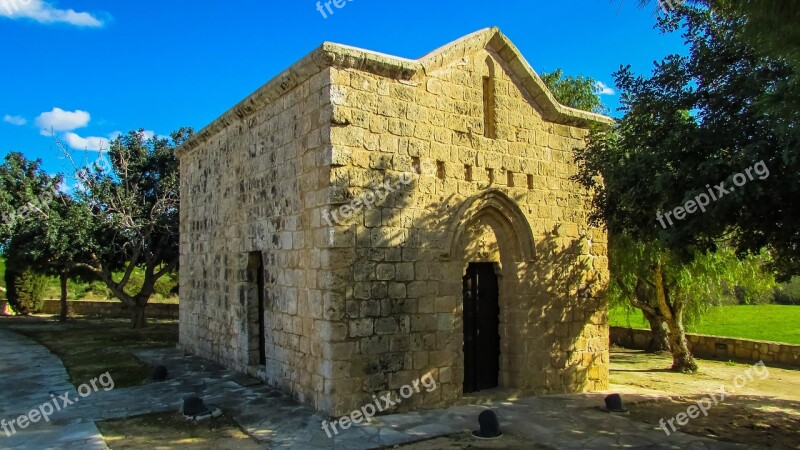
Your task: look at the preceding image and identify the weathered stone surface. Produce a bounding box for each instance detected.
[178,28,610,417]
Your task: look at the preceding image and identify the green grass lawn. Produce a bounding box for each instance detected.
[610,305,800,345]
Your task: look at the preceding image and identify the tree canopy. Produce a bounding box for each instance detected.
[574,3,794,370]
[1,128,191,327]
[576,3,799,279]
[63,128,192,327]
[540,69,609,114]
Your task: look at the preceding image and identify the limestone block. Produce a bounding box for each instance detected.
[349,319,374,337]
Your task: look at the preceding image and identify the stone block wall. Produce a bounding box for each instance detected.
[178,68,335,411]
[323,46,609,415]
[39,300,178,319]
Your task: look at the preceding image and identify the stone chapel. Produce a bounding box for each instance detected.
[176,27,612,416]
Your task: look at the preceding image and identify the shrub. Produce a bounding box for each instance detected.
[85,280,111,299]
[153,273,177,298]
[4,268,46,314]
[774,277,800,305]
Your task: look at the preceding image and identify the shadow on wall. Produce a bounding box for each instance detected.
[328,166,608,413]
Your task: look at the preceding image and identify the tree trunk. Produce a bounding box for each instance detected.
[89,259,170,329]
[633,277,670,353]
[131,300,147,329]
[653,263,698,373]
[59,272,68,322]
[641,307,670,353]
[664,314,697,373]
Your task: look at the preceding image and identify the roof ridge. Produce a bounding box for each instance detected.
[176,28,611,157]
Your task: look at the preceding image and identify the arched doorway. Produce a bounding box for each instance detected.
[444,190,535,394]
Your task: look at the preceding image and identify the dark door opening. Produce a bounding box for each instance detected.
[462,262,500,393]
[247,252,267,366]
[256,255,266,366]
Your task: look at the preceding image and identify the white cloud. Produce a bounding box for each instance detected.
[64,132,110,151]
[55,178,70,193]
[0,0,105,27]
[3,114,26,126]
[595,81,616,96]
[139,130,155,141]
[36,107,90,135]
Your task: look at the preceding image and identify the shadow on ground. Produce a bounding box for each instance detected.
[610,347,800,449]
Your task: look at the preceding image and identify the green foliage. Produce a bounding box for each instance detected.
[675,247,775,320]
[86,280,111,298]
[706,1,800,67]
[0,153,62,246]
[66,129,190,326]
[2,255,179,306]
[578,4,800,278]
[0,131,188,324]
[635,0,799,63]
[608,234,775,325]
[34,265,178,303]
[0,152,97,322]
[153,272,178,298]
[6,268,46,313]
[540,69,609,114]
[774,277,800,305]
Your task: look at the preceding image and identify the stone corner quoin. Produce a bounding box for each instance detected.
[176,26,611,417]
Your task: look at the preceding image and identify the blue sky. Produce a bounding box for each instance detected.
[0,0,685,175]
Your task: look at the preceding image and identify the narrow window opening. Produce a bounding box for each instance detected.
[465,165,473,182]
[436,161,446,180]
[411,157,421,175]
[486,168,494,184]
[483,58,497,139]
[527,174,534,190]
[507,170,515,187]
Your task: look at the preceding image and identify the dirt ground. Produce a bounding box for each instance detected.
[97,411,263,450]
[0,315,178,388]
[609,347,800,449]
[402,348,800,449]
[398,432,551,449]
[3,315,798,448]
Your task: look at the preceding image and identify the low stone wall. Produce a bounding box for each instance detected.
[40,300,179,320]
[610,326,800,368]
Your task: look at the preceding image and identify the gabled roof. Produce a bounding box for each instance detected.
[177,27,613,157]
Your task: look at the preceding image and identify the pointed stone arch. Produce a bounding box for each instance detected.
[443,189,535,263]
